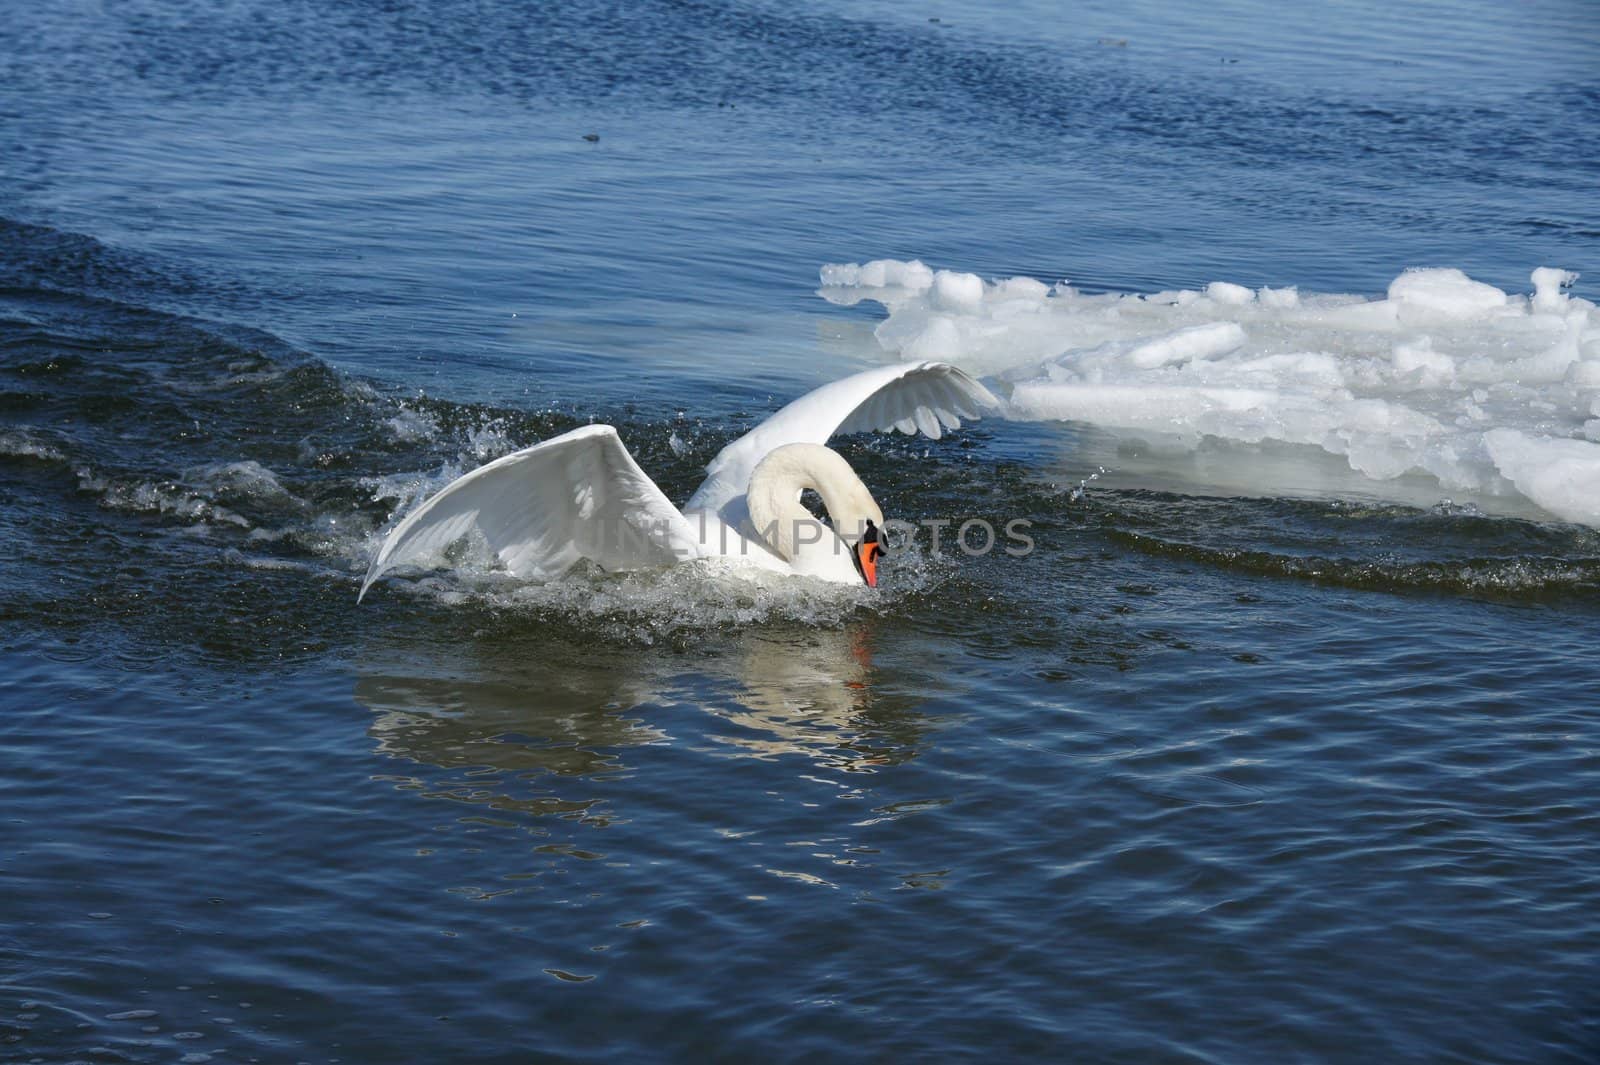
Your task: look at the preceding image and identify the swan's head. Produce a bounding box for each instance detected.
[746,443,886,586]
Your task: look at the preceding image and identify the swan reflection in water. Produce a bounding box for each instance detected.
[352,618,951,825]
[698,624,928,766]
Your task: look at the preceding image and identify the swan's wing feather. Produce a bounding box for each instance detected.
[684,361,998,516]
[360,425,698,600]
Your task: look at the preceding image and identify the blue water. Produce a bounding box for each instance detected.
[2,1,1598,1061]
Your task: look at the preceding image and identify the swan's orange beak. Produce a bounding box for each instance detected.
[856,539,879,587]
[855,519,882,588]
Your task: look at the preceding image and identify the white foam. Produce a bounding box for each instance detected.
[358,536,950,641]
[385,406,440,443]
[87,474,253,528]
[0,429,66,463]
[187,460,297,505]
[820,259,1600,525]
[76,460,309,533]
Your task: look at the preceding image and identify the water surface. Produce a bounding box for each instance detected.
[2,1,1598,1062]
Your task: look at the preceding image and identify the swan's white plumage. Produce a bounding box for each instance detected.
[743,443,884,584]
[683,361,998,522]
[359,361,998,597]
[358,425,697,601]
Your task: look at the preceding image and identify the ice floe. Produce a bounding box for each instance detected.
[821,260,1599,525]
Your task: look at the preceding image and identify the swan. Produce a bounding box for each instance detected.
[358,361,999,600]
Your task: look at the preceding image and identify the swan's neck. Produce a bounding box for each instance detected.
[745,443,884,563]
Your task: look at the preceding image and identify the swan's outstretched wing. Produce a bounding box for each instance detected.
[684,361,999,517]
[360,425,699,601]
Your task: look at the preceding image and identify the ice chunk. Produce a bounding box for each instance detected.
[1484,429,1600,525]
[993,277,1052,301]
[819,259,934,292]
[1124,322,1247,368]
[1206,281,1255,305]
[1009,382,1284,430]
[817,260,936,307]
[818,257,1600,525]
[1387,268,1509,324]
[1392,338,1456,386]
[903,316,963,361]
[931,270,985,313]
[1531,267,1578,313]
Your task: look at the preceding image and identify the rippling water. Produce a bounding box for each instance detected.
[3,1,1599,1062]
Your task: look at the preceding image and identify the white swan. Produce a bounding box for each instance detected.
[358,361,999,600]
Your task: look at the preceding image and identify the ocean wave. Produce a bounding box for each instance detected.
[1107,528,1600,599]
[0,428,67,464]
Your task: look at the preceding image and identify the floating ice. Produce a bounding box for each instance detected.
[1482,430,1600,526]
[818,258,934,293]
[932,270,985,313]
[1387,267,1509,324]
[1123,322,1247,369]
[820,261,1599,525]
[1531,267,1578,314]
[1206,281,1255,306]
